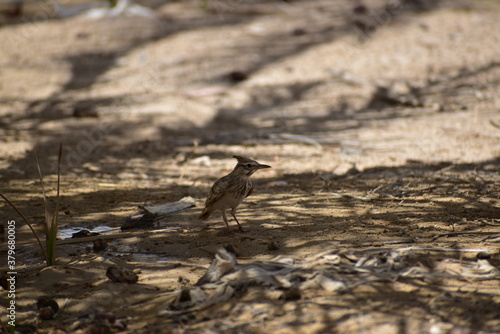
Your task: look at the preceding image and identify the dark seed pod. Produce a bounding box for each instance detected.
[93,239,108,252]
[268,240,281,251]
[37,296,59,313]
[476,252,491,260]
[280,288,301,301]
[227,70,249,83]
[106,266,139,284]
[39,306,56,320]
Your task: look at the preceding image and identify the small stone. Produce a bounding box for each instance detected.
[353,2,368,14]
[292,28,307,36]
[37,296,59,313]
[227,70,249,83]
[93,239,108,252]
[39,307,56,320]
[73,105,99,118]
[280,288,301,301]
[268,240,281,251]
[73,106,99,118]
[94,312,116,324]
[476,252,491,260]
[106,266,139,284]
[121,213,155,230]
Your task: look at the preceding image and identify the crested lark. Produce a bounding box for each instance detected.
[198,155,271,232]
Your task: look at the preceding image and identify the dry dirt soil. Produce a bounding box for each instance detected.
[0,0,500,333]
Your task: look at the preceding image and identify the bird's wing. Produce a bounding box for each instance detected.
[245,182,254,198]
[204,176,229,207]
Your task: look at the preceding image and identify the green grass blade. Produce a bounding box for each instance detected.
[34,152,52,236]
[47,144,63,265]
[46,215,57,265]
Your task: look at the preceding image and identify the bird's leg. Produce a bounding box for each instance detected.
[220,210,236,235]
[221,210,230,228]
[231,208,247,233]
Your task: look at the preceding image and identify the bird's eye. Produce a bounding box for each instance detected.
[246,163,252,168]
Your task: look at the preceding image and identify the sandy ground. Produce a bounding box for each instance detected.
[0,0,499,333]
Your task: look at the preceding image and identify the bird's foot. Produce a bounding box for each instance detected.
[236,227,248,233]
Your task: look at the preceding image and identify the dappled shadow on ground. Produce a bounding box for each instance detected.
[1,0,483,180]
[1,156,499,333]
[4,156,498,259]
[1,1,500,333]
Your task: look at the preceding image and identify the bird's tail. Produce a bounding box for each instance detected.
[198,208,212,220]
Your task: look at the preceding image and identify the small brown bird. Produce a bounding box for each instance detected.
[198,155,271,232]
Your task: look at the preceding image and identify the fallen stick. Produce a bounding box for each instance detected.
[395,245,499,254]
[432,231,500,241]
[358,239,415,247]
[0,227,199,252]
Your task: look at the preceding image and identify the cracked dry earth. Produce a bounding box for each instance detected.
[0,0,500,333]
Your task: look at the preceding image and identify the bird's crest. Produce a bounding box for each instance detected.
[232,155,256,164]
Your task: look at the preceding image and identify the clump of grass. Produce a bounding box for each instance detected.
[36,144,62,265]
[0,144,62,266]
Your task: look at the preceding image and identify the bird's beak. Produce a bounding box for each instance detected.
[258,164,271,169]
